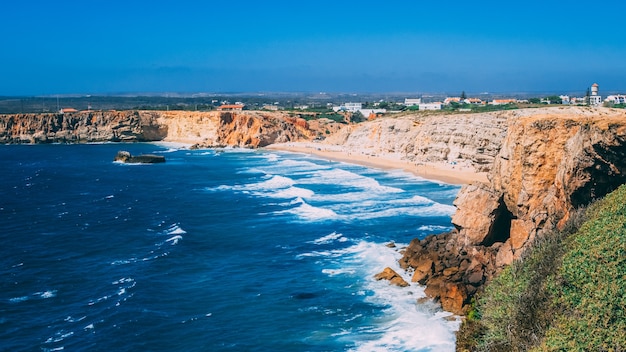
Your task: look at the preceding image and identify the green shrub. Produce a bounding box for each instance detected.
[538,185,626,351]
[457,185,626,351]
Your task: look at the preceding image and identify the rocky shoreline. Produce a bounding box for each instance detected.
[395,109,626,315]
[2,106,626,318]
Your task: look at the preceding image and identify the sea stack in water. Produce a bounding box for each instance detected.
[114,151,165,164]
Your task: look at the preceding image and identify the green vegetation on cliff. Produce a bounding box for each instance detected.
[458,184,626,351]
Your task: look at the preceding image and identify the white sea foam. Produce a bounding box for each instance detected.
[39,290,57,299]
[249,175,295,191]
[275,198,338,221]
[299,169,404,194]
[311,240,459,351]
[166,235,183,245]
[321,268,356,276]
[112,278,134,285]
[309,232,346,245]
[417,225,454,232]
[165,224,187,235]
[264,153,280,162]
[9,296,29,303]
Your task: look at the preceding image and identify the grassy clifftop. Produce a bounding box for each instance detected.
[457,184,626,351]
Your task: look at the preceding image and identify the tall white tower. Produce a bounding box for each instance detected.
[589,83,602,106]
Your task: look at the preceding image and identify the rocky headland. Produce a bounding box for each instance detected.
[375,107,626,315]
[2,106,625,318]
[285,106,626,315]
[0,110,332,147]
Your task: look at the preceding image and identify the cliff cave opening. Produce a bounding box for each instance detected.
[570,144,626,208]
[482,198,513,246]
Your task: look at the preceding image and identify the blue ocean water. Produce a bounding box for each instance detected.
[0,143,461,351]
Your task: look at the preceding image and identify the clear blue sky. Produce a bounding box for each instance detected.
[2,0,625,95]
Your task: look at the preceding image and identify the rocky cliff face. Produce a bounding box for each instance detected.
[398,107,626,314]
[0,110,314,147]
[0,111,167,143]
[324,111,509,172]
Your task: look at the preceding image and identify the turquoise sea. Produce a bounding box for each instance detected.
[0,143,461,351]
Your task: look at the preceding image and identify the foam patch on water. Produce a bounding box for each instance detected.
[309,232,348,245]
[165,224,187,235]
[417,225,454,232]
[166,235,183,245]
[275,198,339,221]
[300,169,404,194]
[312,240,459,351]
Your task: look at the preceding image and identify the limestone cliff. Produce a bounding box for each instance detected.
[324,111,509,173]
[0,110,314,147]
[398,107,626,314]
[0,111,167,143]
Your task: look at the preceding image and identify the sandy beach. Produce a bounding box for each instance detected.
[266,142,488,185]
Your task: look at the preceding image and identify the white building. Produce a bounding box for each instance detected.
[605,95,626,105]
[333,102,362,112]
[404,98,422,106]
[419,102,442,111]
[359,108,387,117]
[589,83,602,106]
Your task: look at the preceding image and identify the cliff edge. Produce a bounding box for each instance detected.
[398,106,626,314]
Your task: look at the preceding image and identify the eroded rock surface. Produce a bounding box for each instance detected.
[399,107,626,314]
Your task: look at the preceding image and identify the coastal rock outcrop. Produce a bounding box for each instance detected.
[399,107,626,314]
[0,110,316,147]
[114,151,165,163]
[374,267,409,287]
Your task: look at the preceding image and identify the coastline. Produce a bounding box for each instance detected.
[266,142,488,185]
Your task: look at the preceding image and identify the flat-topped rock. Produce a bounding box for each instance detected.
[114,151,165,163]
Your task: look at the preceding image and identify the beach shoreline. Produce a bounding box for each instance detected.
[266,142,488,185]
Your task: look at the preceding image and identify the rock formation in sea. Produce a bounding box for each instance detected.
[114,151,165,163]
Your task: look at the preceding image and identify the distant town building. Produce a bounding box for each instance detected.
[490,99,517,105]
[419,102,443,110]
[560,95,571,104]
[589,83,602,106]
[333,102,362,112]
[605,95,626,105]
[464,98,484,105]
[444,97,461,105]
[217,104,245,111]
[359,108,387,117]
[403,98,422,106]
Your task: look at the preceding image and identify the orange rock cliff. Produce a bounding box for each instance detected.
[0,110,318,147]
